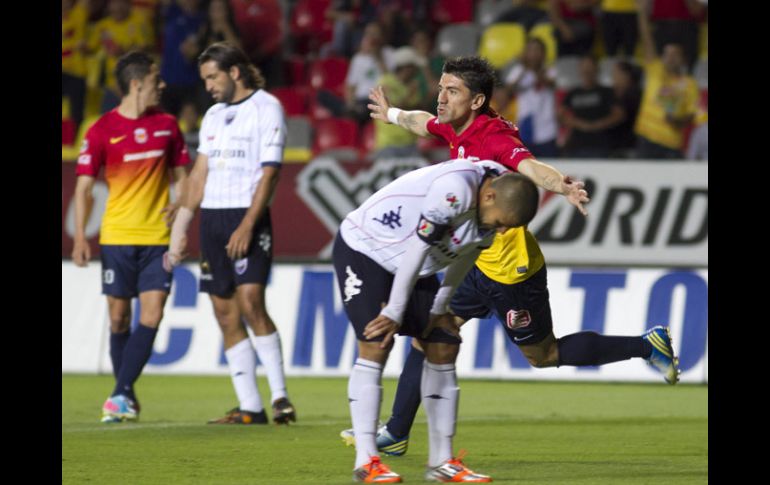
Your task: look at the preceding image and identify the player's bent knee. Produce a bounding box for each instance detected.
[525,355,557,368]
[422,342,459,364]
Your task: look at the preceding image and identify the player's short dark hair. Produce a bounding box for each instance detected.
[491,173,540,227]
[115,51,155,97]
[198,42,265,90]
[442,56,496,114]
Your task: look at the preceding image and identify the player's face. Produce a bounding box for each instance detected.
[199,60,236,103]
[436,73,485,130]
[479,200,522,234]
[137,64,164,109]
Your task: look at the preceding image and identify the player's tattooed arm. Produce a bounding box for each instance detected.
[517,157,590,216]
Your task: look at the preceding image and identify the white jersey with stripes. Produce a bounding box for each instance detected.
[198,89,287,209]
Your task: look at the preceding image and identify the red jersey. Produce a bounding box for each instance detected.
[425,113,534,172]
[426,112,544,285]
[76,108,191,245]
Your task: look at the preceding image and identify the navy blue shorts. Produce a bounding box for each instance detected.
[332,233,461,345]
[199,208,273,296]
[450,265,553,346]
[100,245,172,298]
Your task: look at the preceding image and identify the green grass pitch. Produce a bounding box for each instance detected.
[62,375,707,484]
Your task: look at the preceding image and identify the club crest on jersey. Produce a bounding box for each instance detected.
[225,111,236,125]
[372,206,402,229]
[458,146,465,158]
[234,258,248,275]
[445,193,459,209]
[418,218,435,237]
[134,128,148,144]
[506,309,532,330]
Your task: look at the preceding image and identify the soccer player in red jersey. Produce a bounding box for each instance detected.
[72,51,191,423]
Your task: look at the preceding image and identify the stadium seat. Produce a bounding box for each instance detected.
[436,23,481,59]
[529,22,557,65]
[272,86,310,116]
[308,93,335,121]
[284,116,313,163]
[308,57,349,98]
[284,55,307,86]
[62,114,99,161]
[554,56,582,90]
[693,58,707,89]
[290,0,333,54]
[431,0,474,24]
[478,23,527,69]
[475,0,514,28]
[230,0,284,58]
[62,119,77,146]
[312,118,360,161]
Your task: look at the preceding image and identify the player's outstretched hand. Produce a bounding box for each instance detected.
[562,176,590,216]
[364,313,400,349]
[368,85,392,123]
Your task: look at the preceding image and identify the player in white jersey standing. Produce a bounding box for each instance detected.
[334,159,540,483]
[166,42,296,425]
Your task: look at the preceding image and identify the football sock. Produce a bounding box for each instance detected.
[349,358,383,469]
[111,323,157,399]
[109,329,131,380]
[252,332,288,402]
[557,332,651,366]
[387,346,425,438]
[423,361,458,467]
[225,338,264,413]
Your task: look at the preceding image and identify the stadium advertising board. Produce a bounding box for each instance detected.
[62,263,708,383]
[61,159,707,266]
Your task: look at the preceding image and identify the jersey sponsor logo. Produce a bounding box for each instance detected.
[234,258,248,275]
[225,111,236,125]
[80,139,89,153]
[417,218,435,237]
[207,135,215,141]
[506,309,532,330]
[445,193,459,209]
[154,130,171,137]
[134,128,148,144]
[343,265,362,302]
[123,149,164,162]
[231,135,253,142]
[209,148,246,159]
[77,154,92,165]
[372,206,403,229]
[109,135,127,144]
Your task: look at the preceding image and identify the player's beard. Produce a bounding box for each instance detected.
[218,80,236,104]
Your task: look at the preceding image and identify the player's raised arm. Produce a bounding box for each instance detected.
[517,157,590,216]
[368,85,433,137]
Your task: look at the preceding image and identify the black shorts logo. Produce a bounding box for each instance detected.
[506,309,531,330]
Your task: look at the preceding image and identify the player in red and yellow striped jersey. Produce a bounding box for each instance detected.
[72,51,190,423]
